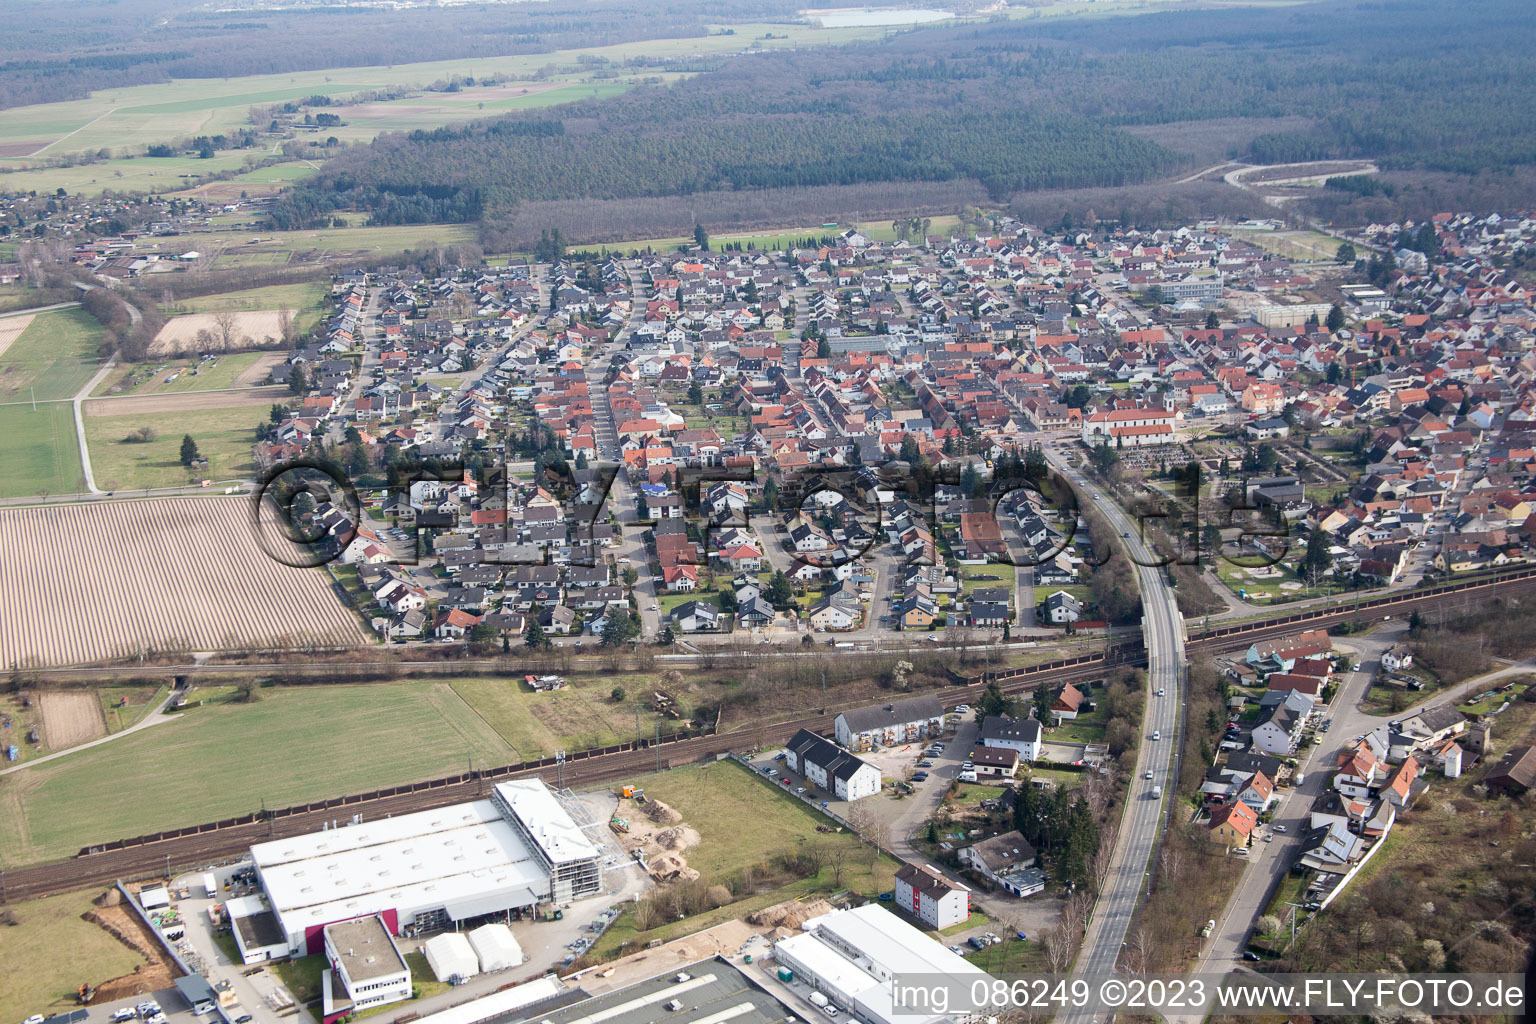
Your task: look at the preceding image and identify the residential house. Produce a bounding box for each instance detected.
[957,831,1046,897]
[1208,801,1258,848]
[979,715,1043,762]
[893,863,971,930]
[834,696,945,751]
[784,728,882,801]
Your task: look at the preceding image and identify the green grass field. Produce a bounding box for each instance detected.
[0,307,104,403]
[83,401,268,489]
[167,222,478,263]
[0,682,521,866]
[0,887,149,1020]
[92,351,268,397]
[0,401,86,497]
[447,675,688,757]
[167,281,329,332]
[0,151,262,199]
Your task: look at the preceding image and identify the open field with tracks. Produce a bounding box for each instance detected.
[0,681,522,866]
[0,403,85,498]
[0,308,103,403]
[0,497,368,669]
[83,394,276,489]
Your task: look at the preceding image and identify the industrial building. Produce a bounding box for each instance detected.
[233,780,602,961]
[322,915,412,1021]
[772,905,991,1024]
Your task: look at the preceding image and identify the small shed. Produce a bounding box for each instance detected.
[423,932,480,983]
[139,885,171,909]
[467,923,524,972]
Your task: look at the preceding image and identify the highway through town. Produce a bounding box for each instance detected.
[1048,453,1187,1015]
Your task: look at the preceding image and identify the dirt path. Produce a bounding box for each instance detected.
[39,691,108,748]
[83,384,286,416]
[233,351,286,388]
[1,690,177,777]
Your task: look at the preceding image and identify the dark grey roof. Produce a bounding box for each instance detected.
[980,715,1042,746]
[837,695,943,735]
[786,728,875,783]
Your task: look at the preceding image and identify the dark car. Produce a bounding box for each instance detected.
[235,1016,253,1023]
[1242,951,1262,962]
[918,760,934,768]
[912,771,929,781]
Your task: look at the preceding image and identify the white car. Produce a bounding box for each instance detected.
[1152,731,1160,740]
[1144,770,1153,780]
[952,705,970,713]
[24,1016,45,1024]
[1157,688,1165,696]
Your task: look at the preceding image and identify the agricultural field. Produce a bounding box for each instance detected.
[0,497,368,670]
[160,221,478,265]
[151,309,294,356]
[0,402,86,498]
[83,396,274,489]
[0,307,105,403]
[170,160,321,202]
[0,151,262,200]
[0,886,149,1020]
[0,681,514,866]
[166,281,329,333]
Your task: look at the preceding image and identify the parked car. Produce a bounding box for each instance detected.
[24,1016,45,1024]
[1273,824,1287,833]
[949,945,965,955]
[774,752,787,760]
[912,772,929,781]
[1242,951,1262,962]
[796,787,807,795]
[918,760,934,768]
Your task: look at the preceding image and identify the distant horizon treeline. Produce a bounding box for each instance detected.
[0,0,805,111]
[261,0,1536,239]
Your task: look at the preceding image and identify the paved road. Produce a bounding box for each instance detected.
[73,355,118,493]
[1048,452,1186,1010]
[1193,626,1536,975]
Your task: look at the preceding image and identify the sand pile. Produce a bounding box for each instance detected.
[653,825,700,851]
[648,852,700,882]
[646,800,682,825]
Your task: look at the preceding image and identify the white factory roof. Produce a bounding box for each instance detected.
[411,974,564,1024]
[780,906,992,1024]
[804,904,988,980]
[253,799,547,936]
[493,781,600,865]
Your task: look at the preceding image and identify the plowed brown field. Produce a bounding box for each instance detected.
[0,497,368,667]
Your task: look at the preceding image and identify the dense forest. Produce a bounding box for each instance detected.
[267,0,1536,236]
[0,0,803,110]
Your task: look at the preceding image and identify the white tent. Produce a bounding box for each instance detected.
[423,932,480,983]
[467,923,523,972]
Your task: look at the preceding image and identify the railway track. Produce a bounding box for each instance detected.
[5,565,1533,905]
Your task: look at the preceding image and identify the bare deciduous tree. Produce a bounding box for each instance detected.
[212,310,239,351]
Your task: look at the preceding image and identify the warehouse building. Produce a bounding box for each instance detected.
[237,780,601,959]
[772,905,991,1024]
